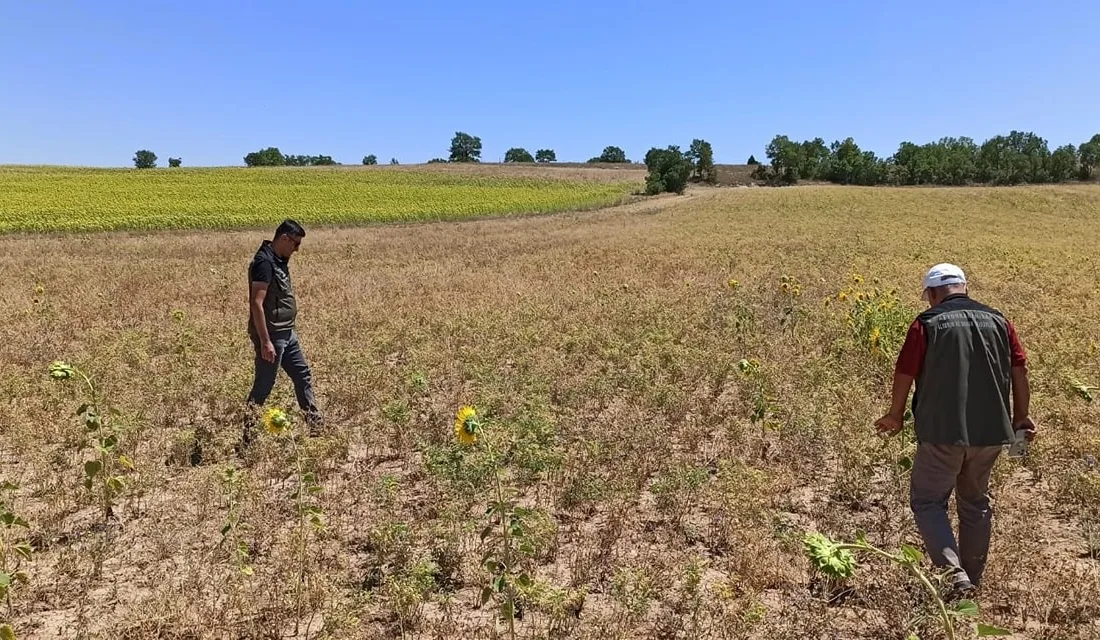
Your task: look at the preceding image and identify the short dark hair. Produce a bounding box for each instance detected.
[275,219,305,240]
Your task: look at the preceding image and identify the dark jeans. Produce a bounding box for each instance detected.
[910,443,1001,587]
[246,329,320,420]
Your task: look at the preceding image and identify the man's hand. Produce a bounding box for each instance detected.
[1013,416,1037,441]
[880,372,915,438]
[261,340,276,363]
[875,413,904,437]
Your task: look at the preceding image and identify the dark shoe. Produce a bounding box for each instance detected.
[236,403,261,455]
[306,411,324,437]
[944,579,976,602]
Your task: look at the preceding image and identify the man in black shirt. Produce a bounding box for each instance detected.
[246,219,322,432]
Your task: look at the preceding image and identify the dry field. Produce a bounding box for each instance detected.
[1,183,1099,639]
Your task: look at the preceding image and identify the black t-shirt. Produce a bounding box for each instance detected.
[250,258,275,284]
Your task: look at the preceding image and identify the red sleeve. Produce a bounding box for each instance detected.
[1007,321,1027,367]
[895,320,926,377]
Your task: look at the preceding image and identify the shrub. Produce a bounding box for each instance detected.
[643,146,693,195]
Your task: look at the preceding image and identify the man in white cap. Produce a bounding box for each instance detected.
[875,263,1035,597]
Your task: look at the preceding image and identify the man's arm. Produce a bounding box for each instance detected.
[250,281,276,363]
[876,319,924,436]
[1007,322,1035,439]
[887,373,915,419]
[1011,366,1031,427]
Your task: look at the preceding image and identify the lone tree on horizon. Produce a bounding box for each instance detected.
[133,149,157,169]
[449,132,482,163]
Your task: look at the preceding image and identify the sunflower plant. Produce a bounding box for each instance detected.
[217,465,253,577]
[803,531,1011,639]
[832,281,915,361]
[777,274,805,332]
[261,407,325,635]
[48,361,133,522]
[736,359,771,427]
[454,405,539,640]
[0,481,33,640]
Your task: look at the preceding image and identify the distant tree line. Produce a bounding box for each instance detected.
[244,147,336,167]
[134,133,641,170]
[234,132,717,196]
[131,128,1100,193]
[132,150,184,169]
[754,131,1100,186]
[284,154,336,166]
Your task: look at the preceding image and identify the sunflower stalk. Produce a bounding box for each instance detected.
[290,432,307,634]
[840,539,956,640]
[48,361,132,523]
[803,532,1011,639]
[262,408,323,637]
[456,406,530,640]
[212,464,253,578]
[485,435,517,640]
[0,480,32,639]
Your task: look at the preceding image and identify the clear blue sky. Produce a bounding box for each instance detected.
[2,1,1097,167]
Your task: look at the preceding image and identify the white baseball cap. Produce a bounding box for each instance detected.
[921,263,967,299]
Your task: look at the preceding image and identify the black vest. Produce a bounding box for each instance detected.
[912,295,1014,447]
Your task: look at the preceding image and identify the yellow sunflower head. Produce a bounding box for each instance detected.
[728,279,740,290]
[869,327,882,349]
[853,275,864,285]
[263,408,291,435]
[837,291,849,302]
[455,406,480,445]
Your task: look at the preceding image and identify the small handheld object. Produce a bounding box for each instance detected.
[1007,429,1029,457]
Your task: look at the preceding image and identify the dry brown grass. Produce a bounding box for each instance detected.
[1,184,1099,638]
